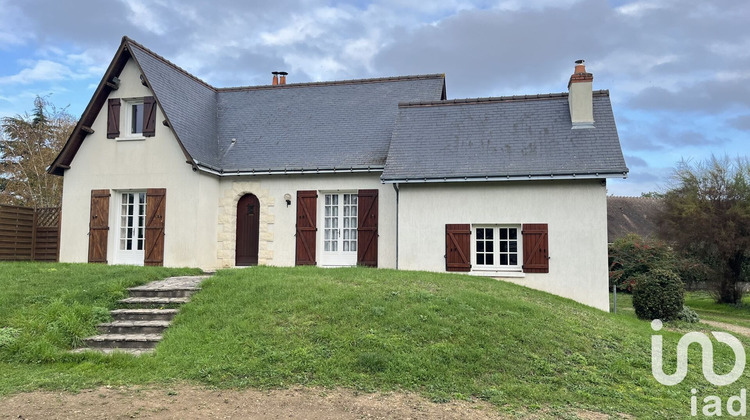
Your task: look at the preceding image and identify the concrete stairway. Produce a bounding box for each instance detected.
[75,276,209,355]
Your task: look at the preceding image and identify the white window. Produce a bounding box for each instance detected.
[123,99,144,137]
[474,225,522,271]
[115,191,146,265]
[320,192,357,266]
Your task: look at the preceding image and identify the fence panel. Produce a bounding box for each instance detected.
[0,205,60,262]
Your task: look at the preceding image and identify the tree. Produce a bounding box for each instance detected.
[0,96,75,208]
[660,156,750,304]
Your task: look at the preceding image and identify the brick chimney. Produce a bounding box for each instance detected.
[568,60,594,129]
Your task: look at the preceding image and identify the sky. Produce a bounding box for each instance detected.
[0,0,747,196]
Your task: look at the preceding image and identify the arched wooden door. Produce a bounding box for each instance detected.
[235,194,260,266]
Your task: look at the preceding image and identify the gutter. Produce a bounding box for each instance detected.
[381,172,628,184]
[392,182,400,270]
[193,161,385,177]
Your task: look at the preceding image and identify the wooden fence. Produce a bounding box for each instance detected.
[0,205,61,262]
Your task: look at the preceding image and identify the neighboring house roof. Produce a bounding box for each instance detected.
[607,196,665,243]
[381,93,628,182]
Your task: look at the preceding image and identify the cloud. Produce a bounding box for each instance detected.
[624,155,648,167]
[727,114,750,131]
[0,60,76,85]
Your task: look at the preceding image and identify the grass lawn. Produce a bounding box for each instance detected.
[2,263,749,418]
[612,289,750,328]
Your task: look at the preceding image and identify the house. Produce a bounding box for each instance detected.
[49,37,628,311]
[607,196,664,243]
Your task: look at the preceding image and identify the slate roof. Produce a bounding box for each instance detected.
[607,196,664,243]
[130,39,445,173]
[381,92,628,182]
[215,77,445,172]
[128,42,221,168]
[51,37,628,183]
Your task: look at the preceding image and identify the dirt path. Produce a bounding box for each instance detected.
[0,385,505,420]
[0,385,616,420]
[701,319,750,338]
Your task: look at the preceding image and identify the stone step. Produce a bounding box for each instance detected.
[110,309,179,321]
[96,320,171,335]
[83,334,163,349]
[126,287,200,298]
[118,297,191,306]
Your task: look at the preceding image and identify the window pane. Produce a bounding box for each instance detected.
[351,242,357,251]
[500,254,507,265]
[477,229,484,240]
[509,229,517,240]
[477,254,484,265]
[477,241,484,252]
[486,229,493,239]
[510,241,517,252]
[500,242,507,252]
[486,241,493,252]
[344,242,349,251]
[510,254,518,265]
[499,228,507,240]
[325,195,331,205]
[132,104,143,134]
[487,254,494,265]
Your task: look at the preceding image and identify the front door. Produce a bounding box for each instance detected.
[236,194,260,266]
[115,191,146,265]
[320,192,358,266]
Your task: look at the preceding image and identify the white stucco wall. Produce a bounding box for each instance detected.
[59,58,220,269]
[217,173,396,269]
[395,180,610,311]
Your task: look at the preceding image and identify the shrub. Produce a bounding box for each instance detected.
[609,234,676,292]
[674,257,714,291]
[632,269,685,320]
[676,306,700,323]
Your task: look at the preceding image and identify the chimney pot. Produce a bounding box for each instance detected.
[272,71,279,85]
[279,71,288,85]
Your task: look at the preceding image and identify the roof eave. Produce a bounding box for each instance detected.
[48,38,133,176]
[194,161,385,177]
[381,171,629,184]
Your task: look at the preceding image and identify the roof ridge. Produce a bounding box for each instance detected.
[217,74,446,92]
[399,89,610,108]
[122,36,216,91]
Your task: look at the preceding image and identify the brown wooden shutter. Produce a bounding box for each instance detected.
[144,188,166,266]
[522,223,549,273]
[106,98,120,139]
[295,190,317,265]
[445,224,471,272]
[357,189,378,267]
[143,96,156,137]
[88,189,110,263]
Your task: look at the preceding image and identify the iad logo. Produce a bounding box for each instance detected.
[651,319,746,386]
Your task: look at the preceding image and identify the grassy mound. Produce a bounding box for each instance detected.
[2,263,747,418]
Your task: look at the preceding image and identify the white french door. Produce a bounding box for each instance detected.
[115,191,146,265]
[319,192,358,266]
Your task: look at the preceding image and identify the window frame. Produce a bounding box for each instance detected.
[120,98,146,140]
[472,224,523,272]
